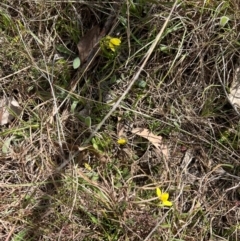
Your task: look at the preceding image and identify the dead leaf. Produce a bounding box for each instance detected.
[0,96,22,125]
[77,13,117,64]
[229,67,240,108]
[181,149,194,171]
[77,25,102,63]
[131,128,169,160]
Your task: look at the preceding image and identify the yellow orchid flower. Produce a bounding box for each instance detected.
[156,187,173,207]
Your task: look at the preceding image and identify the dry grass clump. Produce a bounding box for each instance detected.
[1,0,240,240]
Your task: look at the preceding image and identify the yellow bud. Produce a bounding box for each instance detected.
[117,138,127,145]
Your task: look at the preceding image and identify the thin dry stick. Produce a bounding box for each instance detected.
[143,210,171,241]
[0,65,31,81]
[56,0,178,172]
[4,225,15,241]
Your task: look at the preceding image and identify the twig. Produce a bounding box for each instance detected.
[143,210,171,241]
[0,65,31,81]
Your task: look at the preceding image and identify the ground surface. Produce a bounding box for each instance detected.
[1,1,240,241]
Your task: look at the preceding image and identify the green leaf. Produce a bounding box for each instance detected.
[84,116,91,127]
[91,173,99,181]
[137,79,147,88]
[220,16,230,27]
[73,57,81,69]
[2,136,14,154]
[90,214,99,224]
[12,230,27,241]
[92,138,99,151]
[70,100,78,113]
[56,45,74,55]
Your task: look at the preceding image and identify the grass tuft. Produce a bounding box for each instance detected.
[1,0,240,240]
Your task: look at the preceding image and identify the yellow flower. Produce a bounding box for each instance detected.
[100,36,121,55]
[107,36,121,52]
[84,163,92,171]
[156,187,173,207]
[117,137,127,145]
[109,38,121,52]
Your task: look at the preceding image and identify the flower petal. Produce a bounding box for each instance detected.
[162,200,173,207]
[109,42,115,52]
[156,188,162,198]
[160,192,169,202]
[110,38,121,46]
